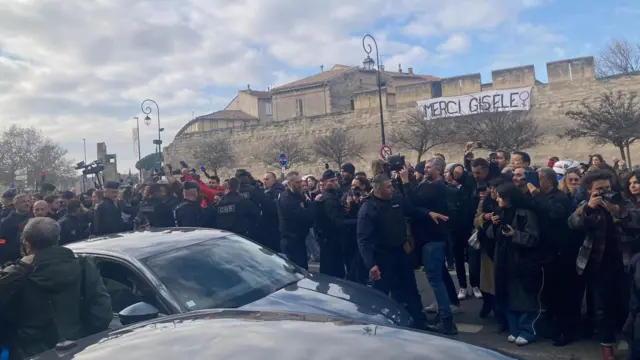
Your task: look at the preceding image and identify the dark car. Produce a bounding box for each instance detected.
[64,228,411,328]
[32,310,516,360]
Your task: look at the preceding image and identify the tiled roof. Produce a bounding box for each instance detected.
[197,110,257,121]
[240,90,271,99]
[175,110,257,137]
[272,67,355,92]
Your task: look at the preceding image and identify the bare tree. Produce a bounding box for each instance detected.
[596,39,640,78]
[456,112,543,153]
[312,129,364,168]
[389,111,460,163]
[562,91,640,167]
[0,125,74,186]
[255,137,310,169]
[192,135,236,176]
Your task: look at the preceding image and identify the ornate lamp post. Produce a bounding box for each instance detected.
[362,34,386,145]
[141,99,164,167]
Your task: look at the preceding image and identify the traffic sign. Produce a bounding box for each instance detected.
[9,183,15,190]
[380,145,393,160]
[279,153,288,167]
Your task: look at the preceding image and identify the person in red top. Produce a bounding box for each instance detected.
[181,169,225,208]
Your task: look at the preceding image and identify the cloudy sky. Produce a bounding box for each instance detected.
[1,0,638,173]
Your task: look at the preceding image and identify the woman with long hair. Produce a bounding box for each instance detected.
[487,183,543,346]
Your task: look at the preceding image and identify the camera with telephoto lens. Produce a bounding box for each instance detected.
[600,190,624,205]
[386,155,405,172]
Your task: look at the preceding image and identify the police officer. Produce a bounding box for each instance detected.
[236,169,272,242]
[93,181,125,235]
[1,191,16,219]
[278,171,315,269]
[315,169,355,278]
[58,199,92,245]
[214,177,261,237]
[135,183,175,229]
[357,174,428,331]
[174,182,203,227]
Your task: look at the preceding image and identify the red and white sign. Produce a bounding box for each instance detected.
[380,145,393,160]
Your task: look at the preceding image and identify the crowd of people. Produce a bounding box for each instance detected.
[1,147,640,360]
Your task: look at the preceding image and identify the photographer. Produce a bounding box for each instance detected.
[568,170,627,359]
[340,175,370,284]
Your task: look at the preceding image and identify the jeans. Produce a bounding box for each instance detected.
[423,241,453,318]
[506,311,539,341]
[451,229,480,289]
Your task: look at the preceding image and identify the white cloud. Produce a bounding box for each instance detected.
[437,34,471,54]
[0,0,552,174]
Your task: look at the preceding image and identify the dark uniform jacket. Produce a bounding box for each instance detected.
[174,199,203,227]
[357,194,410,270]
[93,198,124,236]
[1,205,15,220]
[136,197,176,229]
[262,182,285,251]
[0,247,112,360]
[214,191,261,237]
[314,188,355,243]
[278,189,315,250]
[58,213,92,246]
[0,211,31,265]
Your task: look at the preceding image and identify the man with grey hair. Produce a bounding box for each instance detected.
[0,217,112,358]
[526,167,575,346]
[398,157,458,335]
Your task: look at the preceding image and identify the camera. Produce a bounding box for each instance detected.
[501,224,511,233]
[476,182,487,193]
[76,160,104,175]
[386,155,405,172]
[350,187,362,197]
[601,190,624,205]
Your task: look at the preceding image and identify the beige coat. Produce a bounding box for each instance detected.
[474,197,495,295]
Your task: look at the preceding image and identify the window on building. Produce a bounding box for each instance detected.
[350,99,355,111]
[295,99,304,117]
[265,102,273,116]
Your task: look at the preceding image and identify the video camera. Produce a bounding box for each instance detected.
[386,155,405,172]
[76,160,104,175]
[601,190,624,205]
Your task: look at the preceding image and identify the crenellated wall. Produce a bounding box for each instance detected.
[166,56,640,177]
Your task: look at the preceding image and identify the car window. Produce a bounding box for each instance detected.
[96,259,166,314]
[142,234,305,311]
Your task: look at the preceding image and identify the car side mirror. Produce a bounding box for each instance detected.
[118,302,159,326]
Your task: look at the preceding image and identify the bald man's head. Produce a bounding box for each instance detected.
[33,200,50,218]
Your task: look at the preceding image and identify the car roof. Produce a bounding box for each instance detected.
[35,310,516,360]
[65,228,232,259]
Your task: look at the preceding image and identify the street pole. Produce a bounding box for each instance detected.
[82,138,87,193]
[362,34,386,145]
[141,99,162,167]
[133,117,142,181]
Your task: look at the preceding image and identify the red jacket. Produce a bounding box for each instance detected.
[182,170,225,208]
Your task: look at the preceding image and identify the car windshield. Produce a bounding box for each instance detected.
[142,234,305,312]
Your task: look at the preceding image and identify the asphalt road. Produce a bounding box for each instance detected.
[309,263,628,360]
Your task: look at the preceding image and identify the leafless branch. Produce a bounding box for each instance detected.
[389,111,460,163]
[596,39,640,78]
[192,135,236,176]
[312,129,364,168]
[455,111,543,153]
[254,137,310,169]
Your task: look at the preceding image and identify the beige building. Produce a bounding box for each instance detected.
[174,64,437,137]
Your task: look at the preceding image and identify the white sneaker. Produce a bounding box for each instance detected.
[515,336,530,346]
[472,287,483,299]
[457,288,468,300]
[507,335,516,343]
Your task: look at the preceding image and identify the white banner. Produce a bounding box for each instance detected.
[416,86,532,120]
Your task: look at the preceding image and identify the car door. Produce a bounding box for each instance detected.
[81,254,174,323]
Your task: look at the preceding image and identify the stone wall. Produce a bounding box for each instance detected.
[165,56,640,178]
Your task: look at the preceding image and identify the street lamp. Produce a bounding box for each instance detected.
[362,34,386,145]
[140,99,162,166]
[133,117,142,181]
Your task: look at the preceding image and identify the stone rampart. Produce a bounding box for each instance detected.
[165,56,640,178]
